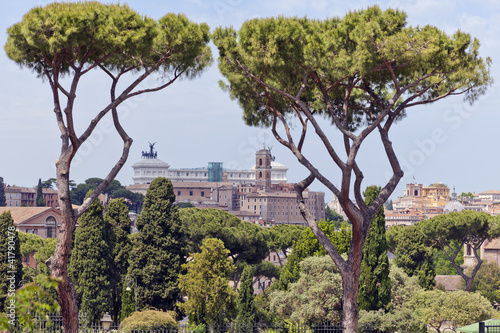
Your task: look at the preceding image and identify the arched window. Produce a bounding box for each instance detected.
[259,158,262,166]
[45,216,56,238]
[467,244,472,256]
[259,171,262,178]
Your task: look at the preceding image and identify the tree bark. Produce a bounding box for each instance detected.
[341,270,360,333]
[46,157,79,331]
[339,224,365,333]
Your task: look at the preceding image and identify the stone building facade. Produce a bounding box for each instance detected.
[4,186,58,207]
[127,146,325,225]
[131,145,288,186]
[0,207,62,238]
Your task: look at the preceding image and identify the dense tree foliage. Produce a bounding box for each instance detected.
[5,2,212,327]
[270,255,343,323]
[0,275,60,331]
[359,264,423,333]
[120,310,178,330]
[33,238,57,277]
[0,211,23,311]
[214,6,491,331]
[128,177,186,311]
[18,232,57,281]
[275,219,351,291]
[178,238,237,326]
[324,206,345,229]
[104,198,132,321]
[411,290,494,333]
[460,261,500,304]
[358,186,391,311]
[0,178,6,207]
[71,178,143,211]
[41,178,58,190]
[120,281,136,322]
[434,243,464,275]
[387,225,435,289]
[459,192,475,199]
[236,265,256,326]
[68,192,112,325]
[180,208,268,265]
[418,210,500,291]
[266,224,305,266]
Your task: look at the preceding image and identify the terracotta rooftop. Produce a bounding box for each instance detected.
[0,207,59,225]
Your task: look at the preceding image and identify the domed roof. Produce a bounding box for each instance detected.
[444,186,464,213]
[444,200,464,213]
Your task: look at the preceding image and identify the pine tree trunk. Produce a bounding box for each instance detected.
[340,236,363,333]
[46,160,79,332]
[47,221,79,332]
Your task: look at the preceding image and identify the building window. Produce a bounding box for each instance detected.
[201,191,205,197]
[259,158,262,166]
[45,216,56,238]
[177,190,181,196]
[189,191,193,196]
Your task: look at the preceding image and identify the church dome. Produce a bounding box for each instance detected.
[444,200,464,213]
[444,186,464,213]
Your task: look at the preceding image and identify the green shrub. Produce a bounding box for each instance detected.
[120,310,178,329]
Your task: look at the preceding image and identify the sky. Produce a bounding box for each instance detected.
[1,0,499,202]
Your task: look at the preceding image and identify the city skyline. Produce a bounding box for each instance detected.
[1,0,499,200]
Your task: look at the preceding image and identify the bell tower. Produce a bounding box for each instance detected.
[255,146,272,190]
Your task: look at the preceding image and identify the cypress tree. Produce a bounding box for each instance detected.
[128,177,186,311]
[236,265,256,326]
[104,198,132,322]
[68,192,112,325]
[0,177,6,207]
[120,281,135,322]
[0,211,23,311]
[36,178,46,207]
[358,185,391,311]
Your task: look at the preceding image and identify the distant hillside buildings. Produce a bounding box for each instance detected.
[382,182,500,227]
[127,145,325,226]
[3,185,58,208]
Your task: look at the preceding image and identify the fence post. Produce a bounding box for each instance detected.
[479,321,485,333]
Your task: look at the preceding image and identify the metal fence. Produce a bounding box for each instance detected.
[6,313,386,333]
[483,322,500,333]
[8,315,369,333]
